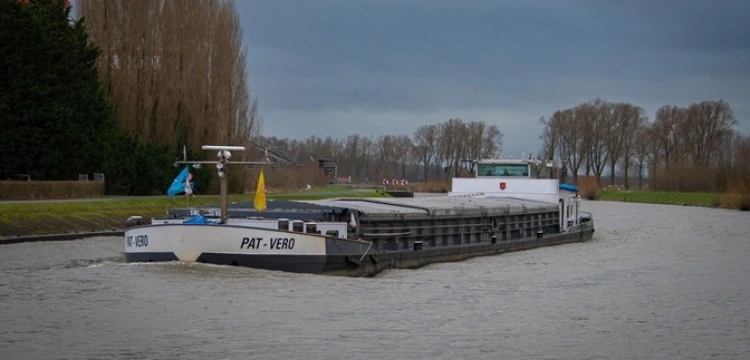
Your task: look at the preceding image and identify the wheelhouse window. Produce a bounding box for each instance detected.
[477,164,529,177]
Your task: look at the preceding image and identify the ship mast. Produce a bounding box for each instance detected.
[174,145,271,223]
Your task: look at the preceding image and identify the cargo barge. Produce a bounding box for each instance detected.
[124,146,594,276]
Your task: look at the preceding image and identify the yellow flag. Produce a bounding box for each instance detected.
[254,169,267,212]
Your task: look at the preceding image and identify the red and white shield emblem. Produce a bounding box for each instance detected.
[499,182,507,190]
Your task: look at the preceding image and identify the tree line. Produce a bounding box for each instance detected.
[539,98,749,192]
[258,117,504,183]
[259,98,748,194]
[77,0,261,193]
[1,0,259,195]
[77,0,260,153]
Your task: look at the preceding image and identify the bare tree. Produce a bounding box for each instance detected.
[392,135,412,179]
[632,122,653,189]
[605,102,628,186]
[432,123,447,179]
[464,121,487,172]
[586,99,611,184]
[438,118,467,177]
[622,106,648,189]
[652,105,684,171]
[463,121,503,174]
[78,0,261,158]
[359,136,375,182]
[680,100,737,167]
[539,115,561,163]
[555,109,583,183]
[413,124,440,181]
[481,124,503,159]
[343,134,362,180]
[374,135,397,180]
[606,102,647,188]
[732,134,750,184]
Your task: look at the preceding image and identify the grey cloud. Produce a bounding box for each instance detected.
[239,0,750,154]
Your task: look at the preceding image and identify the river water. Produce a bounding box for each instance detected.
[1,201,748,359]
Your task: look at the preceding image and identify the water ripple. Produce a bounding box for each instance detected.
[1,202,749,359]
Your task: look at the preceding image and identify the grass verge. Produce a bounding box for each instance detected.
[596,190,722,208]
[0,187,386,238]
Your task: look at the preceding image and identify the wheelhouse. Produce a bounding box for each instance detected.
[474,159,556,179]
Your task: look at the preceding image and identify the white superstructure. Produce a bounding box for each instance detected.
[450,158,581,232]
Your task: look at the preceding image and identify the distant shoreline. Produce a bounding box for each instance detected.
[1,190,745,244]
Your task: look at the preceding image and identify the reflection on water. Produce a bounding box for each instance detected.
[1,201,748,360]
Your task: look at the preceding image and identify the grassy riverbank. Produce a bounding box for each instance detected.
[3,186,745,239]
[596,190,719,207]
[596,189,749,210]
[0,187,386,238]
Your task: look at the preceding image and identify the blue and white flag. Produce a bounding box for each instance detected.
[167,167,190,196]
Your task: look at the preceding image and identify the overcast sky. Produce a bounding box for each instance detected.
[237,0,749,157]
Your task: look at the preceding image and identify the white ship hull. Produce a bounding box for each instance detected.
[124,223,373,274]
